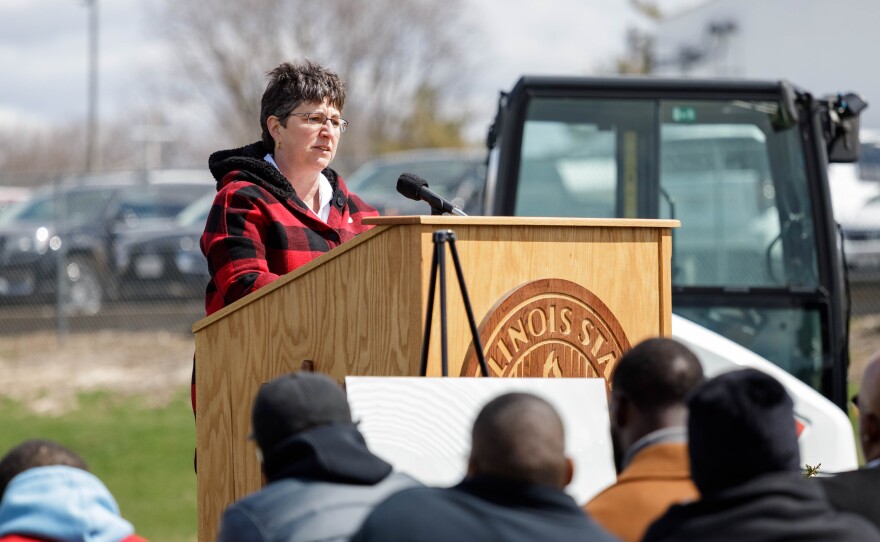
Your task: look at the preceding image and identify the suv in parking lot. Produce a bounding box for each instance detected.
[347,148,486,215]
[0,170,213,314]
[114,192,213,301]
[841,193,880,279]
[829,130,880,280]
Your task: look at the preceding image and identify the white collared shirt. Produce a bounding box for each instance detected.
[264,153,332,223]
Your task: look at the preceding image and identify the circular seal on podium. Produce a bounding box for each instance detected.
[461,278,630,390]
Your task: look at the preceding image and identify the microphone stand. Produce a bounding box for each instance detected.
[419,230,490,377]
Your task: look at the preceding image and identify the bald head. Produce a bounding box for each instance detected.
[469,393,571,488]
[858,352,880,462]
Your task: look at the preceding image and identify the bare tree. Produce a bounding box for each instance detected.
[631,0,662,20]
[0,110,169,188]
[614,0,662,75]
[155,0,475,161]
[617,27,655,74]
[389,84,468,152]
[0,125,85,187]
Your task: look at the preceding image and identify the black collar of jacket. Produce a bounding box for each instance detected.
[208,141,344,212]
[644,471,836,541]
[262,423,392,486]
[455,475,582,515]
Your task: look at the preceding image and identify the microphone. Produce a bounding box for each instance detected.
[396,172,467,216]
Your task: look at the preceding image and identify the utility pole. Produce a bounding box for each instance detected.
[84,0,99,172]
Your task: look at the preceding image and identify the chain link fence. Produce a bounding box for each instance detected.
[849,276,880,317]
[0,169,213,344]
[0,168,878,371]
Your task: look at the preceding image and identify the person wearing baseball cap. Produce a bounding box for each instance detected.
[217,371,418,542]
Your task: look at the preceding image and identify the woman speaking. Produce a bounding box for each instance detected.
[202,59,378,316]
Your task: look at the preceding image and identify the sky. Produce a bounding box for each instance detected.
[0,0,701,139]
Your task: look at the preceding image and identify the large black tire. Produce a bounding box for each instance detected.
[65,255,103,315]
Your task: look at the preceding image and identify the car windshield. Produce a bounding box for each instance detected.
[0,183,212,228]
[114,184,212,226]
[176,193,214,227]
[0,188,117,226]
[858,141,880,181]
[347,152,486,216]
[349,155,483,201]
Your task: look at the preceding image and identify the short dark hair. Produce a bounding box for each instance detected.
[260,59,346,152]
[0,439,89,497]
[470,392,568,488]
[612,337,704,412]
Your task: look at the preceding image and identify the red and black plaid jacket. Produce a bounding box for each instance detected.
[202,142,379,315]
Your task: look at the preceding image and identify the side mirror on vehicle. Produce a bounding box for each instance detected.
[825,92,868,163]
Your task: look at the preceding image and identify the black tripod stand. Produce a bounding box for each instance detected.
[419,230,490,377]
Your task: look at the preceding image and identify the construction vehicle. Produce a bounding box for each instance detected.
[481,76,867,470]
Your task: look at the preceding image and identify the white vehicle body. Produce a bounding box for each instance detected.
[672,314,858,473]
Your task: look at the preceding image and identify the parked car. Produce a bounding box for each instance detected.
[0,170,213,314]
[347,148,486,215]
[841,193,880,279]
[114,192,212,301]
[830,130,880,280]
[829,129,880,218]
[0,187,31,212]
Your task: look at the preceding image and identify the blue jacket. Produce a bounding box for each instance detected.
[0,466,136,542]
[217,424,419,542]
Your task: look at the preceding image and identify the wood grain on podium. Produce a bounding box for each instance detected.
[193,215,677,542]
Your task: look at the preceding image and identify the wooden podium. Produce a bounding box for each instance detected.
[192,216,677,541]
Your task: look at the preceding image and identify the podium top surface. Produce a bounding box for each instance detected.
[193,215,678,331]
[362,216,680,228]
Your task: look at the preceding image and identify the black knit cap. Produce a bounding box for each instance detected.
[687,368,801,495]
[251,372,353,455]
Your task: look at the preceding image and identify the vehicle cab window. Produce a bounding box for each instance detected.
[514,95,825,391]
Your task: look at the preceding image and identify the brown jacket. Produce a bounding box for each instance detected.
[585,442,698,542]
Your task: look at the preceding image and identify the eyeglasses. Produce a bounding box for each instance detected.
[288,112,349,133]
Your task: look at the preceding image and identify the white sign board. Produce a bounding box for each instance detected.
[345,376,616,504]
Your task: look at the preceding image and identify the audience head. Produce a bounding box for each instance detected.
[468,392,572,489]
[0,439,88,498]
[857,352,880,463]
[610,337,703,469]
[251,371,352,478]
[687,368,800,495]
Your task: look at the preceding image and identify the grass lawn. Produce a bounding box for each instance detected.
[0,357,870,541]
[0,391,197,542]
